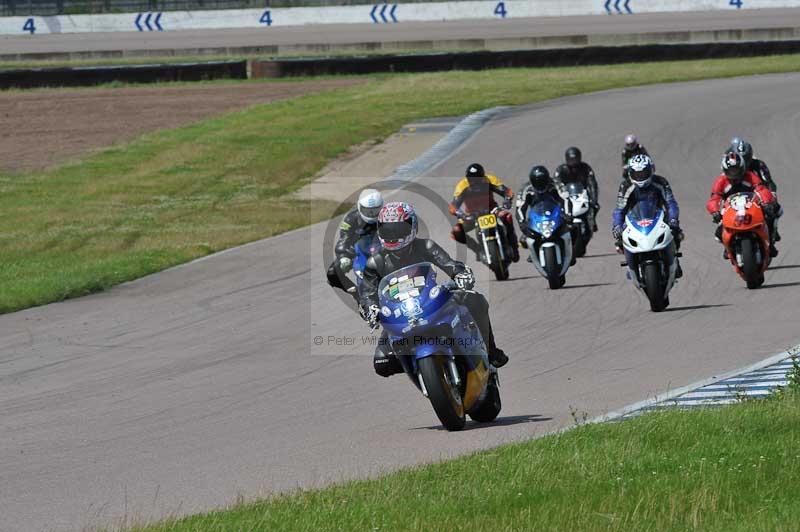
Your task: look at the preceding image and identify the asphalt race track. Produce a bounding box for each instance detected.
[2,9,800,55]
[2,73,800,531]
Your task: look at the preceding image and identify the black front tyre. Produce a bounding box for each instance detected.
[469,374,501,423]
[418,355,466,431]
[486,240,509,281]
[544,246,563,290]
[643,262,667,312]
[573,228,587,258]
[740,238,763,289]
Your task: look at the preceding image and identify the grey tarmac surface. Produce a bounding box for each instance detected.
[2,9,800,55]
[2,73,800,531]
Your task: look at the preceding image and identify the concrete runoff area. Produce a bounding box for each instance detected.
[2,9,800,59]
[1,73,800,531]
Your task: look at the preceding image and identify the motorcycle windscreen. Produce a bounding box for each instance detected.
[353,234,379,278]
[378,262,450,330]
[566,182,586,195]
[627,198,664,236]
[527,199,563,235]
[725,191,756,211]
[355,233,380,257]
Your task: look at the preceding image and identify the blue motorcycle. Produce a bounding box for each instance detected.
[377,262,501,431]
[525,198,573,289]
[351,233,380,297]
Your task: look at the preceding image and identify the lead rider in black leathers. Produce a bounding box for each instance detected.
[359,201,509,377]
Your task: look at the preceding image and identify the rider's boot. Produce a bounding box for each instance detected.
[373,342,402,378]
[489,348,509,369]
[476,316,508,368]
[509,235,520,263]
[675,260,683,279]
[460,292,509,368]
[465,235,483,261]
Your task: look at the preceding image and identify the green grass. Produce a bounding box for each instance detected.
[138,390,800,531]
[2,54,800,313]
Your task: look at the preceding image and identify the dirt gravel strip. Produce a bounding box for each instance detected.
[0,79,364,173]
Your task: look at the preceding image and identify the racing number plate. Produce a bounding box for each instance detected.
[477,213,497,230]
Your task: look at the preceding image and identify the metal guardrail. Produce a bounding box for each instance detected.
[0,0,461,16]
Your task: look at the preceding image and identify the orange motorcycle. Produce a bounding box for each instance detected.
[720,192,771,289]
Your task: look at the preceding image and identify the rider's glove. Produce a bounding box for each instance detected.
[762,202,776,218]
[359,304,381,329]
[668,220,684,243]
[612,225,624,251]
[454,266,476,291]
[338,256,352,273]
[711,211,722,224]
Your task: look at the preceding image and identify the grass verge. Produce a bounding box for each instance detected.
[138,389,800,531]
[2,54,800,313]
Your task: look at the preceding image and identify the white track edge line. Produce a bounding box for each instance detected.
[589,344,800,424]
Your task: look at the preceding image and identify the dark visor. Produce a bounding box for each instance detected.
[379,221,411,241]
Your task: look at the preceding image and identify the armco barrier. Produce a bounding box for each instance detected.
[4,37,800,88]
[0,60,247,89]
[249,38,800,77]
[2,0,800,35]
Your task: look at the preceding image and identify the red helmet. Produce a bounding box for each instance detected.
[721,152,745,183]
[377,202,418,252]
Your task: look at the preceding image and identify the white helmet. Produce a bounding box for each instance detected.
[357,188,384,223]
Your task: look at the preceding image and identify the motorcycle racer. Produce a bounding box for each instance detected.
[449,163,520,263]
[708,152,778,257]
[326,188,383,299]
[553,147,600,232]
[516,165,563,241]
[726,137,778,193]
[726,137,781,241]
[612,154,683,278]
[360,201,509,377]
[621,134,650,172]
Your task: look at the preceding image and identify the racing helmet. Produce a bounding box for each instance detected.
[528,165,551,192]
[624,134,638,150]
[377,202,418,252]
[565,146,582,167]
[465,163,487,187]
[357,188,384,224]
[733,140,754,166]
[628,154,654,188]
[721,152,746,184]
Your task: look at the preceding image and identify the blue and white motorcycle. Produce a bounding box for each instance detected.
[377,262,501,431]
[620,198,679,312]
[525,198,573,289]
